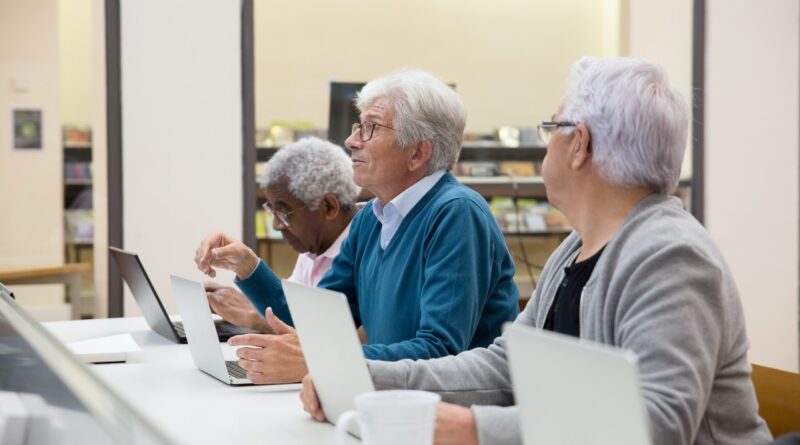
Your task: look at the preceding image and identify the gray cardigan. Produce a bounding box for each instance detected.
[367,194,772,445]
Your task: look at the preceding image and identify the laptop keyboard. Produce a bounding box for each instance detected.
[226,361,248,379]
[173,323,186,336]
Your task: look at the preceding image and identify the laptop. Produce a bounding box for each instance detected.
[170,275,252,385]
[505,323,651,445]
[282,280,375,429]
[110,246,256,343]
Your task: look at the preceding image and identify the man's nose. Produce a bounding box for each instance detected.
[345,132,361,152]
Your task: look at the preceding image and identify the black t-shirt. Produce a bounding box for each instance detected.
[543,246,606,337]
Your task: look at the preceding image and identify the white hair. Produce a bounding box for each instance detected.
[355,69,466,174]
[560,57,689,194]
[260,137,359,211]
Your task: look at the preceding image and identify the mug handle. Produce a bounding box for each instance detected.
[335,410,362,444]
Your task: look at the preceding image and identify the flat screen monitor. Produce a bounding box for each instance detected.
[0,282,174,444]
[328,82,366,148]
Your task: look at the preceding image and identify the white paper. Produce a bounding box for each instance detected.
[67,333,140,363]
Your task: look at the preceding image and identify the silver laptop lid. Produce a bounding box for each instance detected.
[109,247,180,342]
[282,280,375,424]
[506,323,651,445]
[170,275,247,385]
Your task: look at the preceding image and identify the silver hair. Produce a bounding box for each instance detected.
[355,69,466,174]
[260,137,360,211]
[560,57,689,194]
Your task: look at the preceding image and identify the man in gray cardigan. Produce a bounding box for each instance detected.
[300,57,773,445]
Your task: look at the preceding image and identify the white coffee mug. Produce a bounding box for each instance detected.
[335,390,441,445]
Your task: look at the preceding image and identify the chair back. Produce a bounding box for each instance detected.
[752,364,800,437]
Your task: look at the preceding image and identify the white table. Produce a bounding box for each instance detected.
[45,317,358,445]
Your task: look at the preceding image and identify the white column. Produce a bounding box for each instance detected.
[121,0,243,315]
[706,0,799,372]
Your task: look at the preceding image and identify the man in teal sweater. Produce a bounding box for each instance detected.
[194,69,518,384]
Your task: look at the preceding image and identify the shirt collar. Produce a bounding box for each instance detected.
[373,170,446,219]
[308,219,353,261]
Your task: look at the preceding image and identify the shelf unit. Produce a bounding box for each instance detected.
[63,144,94,317]
[253,144,693,305]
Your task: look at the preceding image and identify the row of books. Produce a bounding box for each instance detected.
[65,209,94,243]
[453,161,540,177]
[489,198,570,233]
[256,200,568,240]
[65,162,92,180]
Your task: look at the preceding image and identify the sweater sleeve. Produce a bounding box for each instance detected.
[365,303,539,400]
[362,199,517,360]
[472,405,522,445]
[366,325,523,444]
[234,259,292,324]
[612,243,731,445]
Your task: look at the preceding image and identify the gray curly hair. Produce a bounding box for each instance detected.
[260,137,359,211]
[355,69,466,174]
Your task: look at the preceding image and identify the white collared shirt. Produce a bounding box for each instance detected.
[372,170,446,250]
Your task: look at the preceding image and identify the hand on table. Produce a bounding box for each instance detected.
[227,308,307,384]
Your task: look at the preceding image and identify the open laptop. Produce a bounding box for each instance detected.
[505,323,651,445]
[170,275,252,386]
[109,246,256,343]
[282,280,375,429]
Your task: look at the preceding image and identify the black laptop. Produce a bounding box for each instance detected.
[109,247,257,343]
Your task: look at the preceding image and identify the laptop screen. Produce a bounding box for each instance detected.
[109,247,178,341]
[0,284,174,444]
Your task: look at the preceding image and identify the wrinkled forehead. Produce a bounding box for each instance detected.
[359,97,395,122]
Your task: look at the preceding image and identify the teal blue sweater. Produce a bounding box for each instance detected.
[236,172,519,361]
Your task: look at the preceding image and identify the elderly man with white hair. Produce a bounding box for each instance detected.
[195,69,519,385]
[197,137,360,337]
[301,57,773,445]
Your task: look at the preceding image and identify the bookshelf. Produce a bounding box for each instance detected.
[253,144,692,302]
[63,140,94,318]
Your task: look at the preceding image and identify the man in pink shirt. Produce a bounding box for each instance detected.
[200,136,359,334]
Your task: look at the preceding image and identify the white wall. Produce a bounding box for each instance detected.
[121,0,242,315]
[0,0,66,319]
[624,0,693,178]
[59,0,92,127]
[254,0,618,134]
[705,0,799,372]
[90,0,108,317]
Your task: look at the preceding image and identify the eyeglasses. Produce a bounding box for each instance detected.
[351,121,395,142]
[537,121,577,144]
[262,203,306,228]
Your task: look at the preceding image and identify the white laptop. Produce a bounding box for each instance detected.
[170,275,252,386]
[506,323,651,445]
[282,280,375,428]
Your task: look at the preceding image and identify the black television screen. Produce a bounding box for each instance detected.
[328,82,366,148]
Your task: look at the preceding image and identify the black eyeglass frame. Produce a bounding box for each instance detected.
[351,121,396,142]
[537,121,578,144]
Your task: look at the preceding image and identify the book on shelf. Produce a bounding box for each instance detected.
[453,160,537,178]
[489,198,570,233]
[256,210,283,240]
[64,162,93,181]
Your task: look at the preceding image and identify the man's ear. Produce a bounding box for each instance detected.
[320,194,341,220]
[408,140,433,173]
[570,123,592,171]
